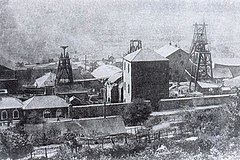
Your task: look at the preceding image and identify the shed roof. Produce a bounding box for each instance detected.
[0,96,23,109]
[213,58,240,67]
[34,72,56,88]
[75,116,127,137]
[155,44,181,58]
[223,75,240,88]
[23,95,69,110]
[197,81,220,89]
[91,64,122,79]
[124,48,168,62]
[213,67,232,79]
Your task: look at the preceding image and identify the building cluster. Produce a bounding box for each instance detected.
[1,23,240,126]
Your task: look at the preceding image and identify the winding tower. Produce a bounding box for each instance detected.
[185,22,213,91]
[56,46,73,84]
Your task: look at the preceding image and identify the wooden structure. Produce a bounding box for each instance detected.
[184,23,213,91]
[56,46,73,84]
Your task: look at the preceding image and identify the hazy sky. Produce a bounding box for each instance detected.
[1,0,240,64]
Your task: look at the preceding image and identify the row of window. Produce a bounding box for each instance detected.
[1,109,63,120]
[43,109,62,118]
[1,110,19,120]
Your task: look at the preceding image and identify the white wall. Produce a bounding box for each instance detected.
[123,59,132,102]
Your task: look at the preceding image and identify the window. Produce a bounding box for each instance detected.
[1,110,8,120]
[56,109,62,118]
[128,64,130,73]
[128,84,130,93]
[43,109,52,118]
[13,109,19,119]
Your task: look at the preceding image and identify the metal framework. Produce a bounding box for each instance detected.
[129,40,142,54]
[185,22,213,91]
[56,46,73,84]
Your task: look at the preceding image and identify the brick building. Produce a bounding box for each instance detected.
[23,95,69,119]
[155,44,188,82]
[123,48,169,109]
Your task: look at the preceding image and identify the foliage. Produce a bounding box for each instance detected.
[29,128,63,146]
[122,98,152,126]
[26,110,44,124]
[0,129,33,159]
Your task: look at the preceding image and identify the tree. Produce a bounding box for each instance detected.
[122,98,152,126]
[1,129,33,159]
[26,110,44,124]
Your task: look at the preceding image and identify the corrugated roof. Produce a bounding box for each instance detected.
[213,68,232,79]
[197,81,220,89]
[23,95,69,110]
[108,72,122,83]
[34,72,56,88]
[155,44,180,58]
[91,64,122,79]
[0,97,23,109]
[75,116,127,137]
[213,58,240,67]
[124,48,168,62]
[224,75,240,88]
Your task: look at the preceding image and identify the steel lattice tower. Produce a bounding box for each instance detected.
[185,22,213,91]
[56,46,73,84]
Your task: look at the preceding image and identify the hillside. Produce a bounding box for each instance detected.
[1,0,240,64]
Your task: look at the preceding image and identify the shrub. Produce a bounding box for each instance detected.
[1,129,33,159]
[122,98,152,126]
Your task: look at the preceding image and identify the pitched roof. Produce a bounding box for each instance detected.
[124,48,168,62]
[75,116,127,137]
[23,95,69,110]
[155,44,182,58]
[34,72,56,88]
[0,96,23,109]
[91,64,122,79]
[107,72,122,83]
[213,58,240,67]
[213,67,232,79]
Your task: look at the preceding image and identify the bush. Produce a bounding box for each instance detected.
[1,129,33,159]
[122,98,152,126]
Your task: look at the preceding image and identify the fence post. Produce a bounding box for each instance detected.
[45,147,47,158]
[125,135,128,144]
[111,137,115,146]
[148,132,151,143]
[102,139,104,148]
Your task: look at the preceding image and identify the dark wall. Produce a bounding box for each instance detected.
[0,79,18,94]
[15,69,32,86]
[24,107,68,119]
[167,49,189,82]
[0,65,15,79]
[131,61,169,108]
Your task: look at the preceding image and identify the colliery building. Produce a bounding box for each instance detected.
[0,64,18,94]
[123,48,169,109]
[155,44,189,82]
